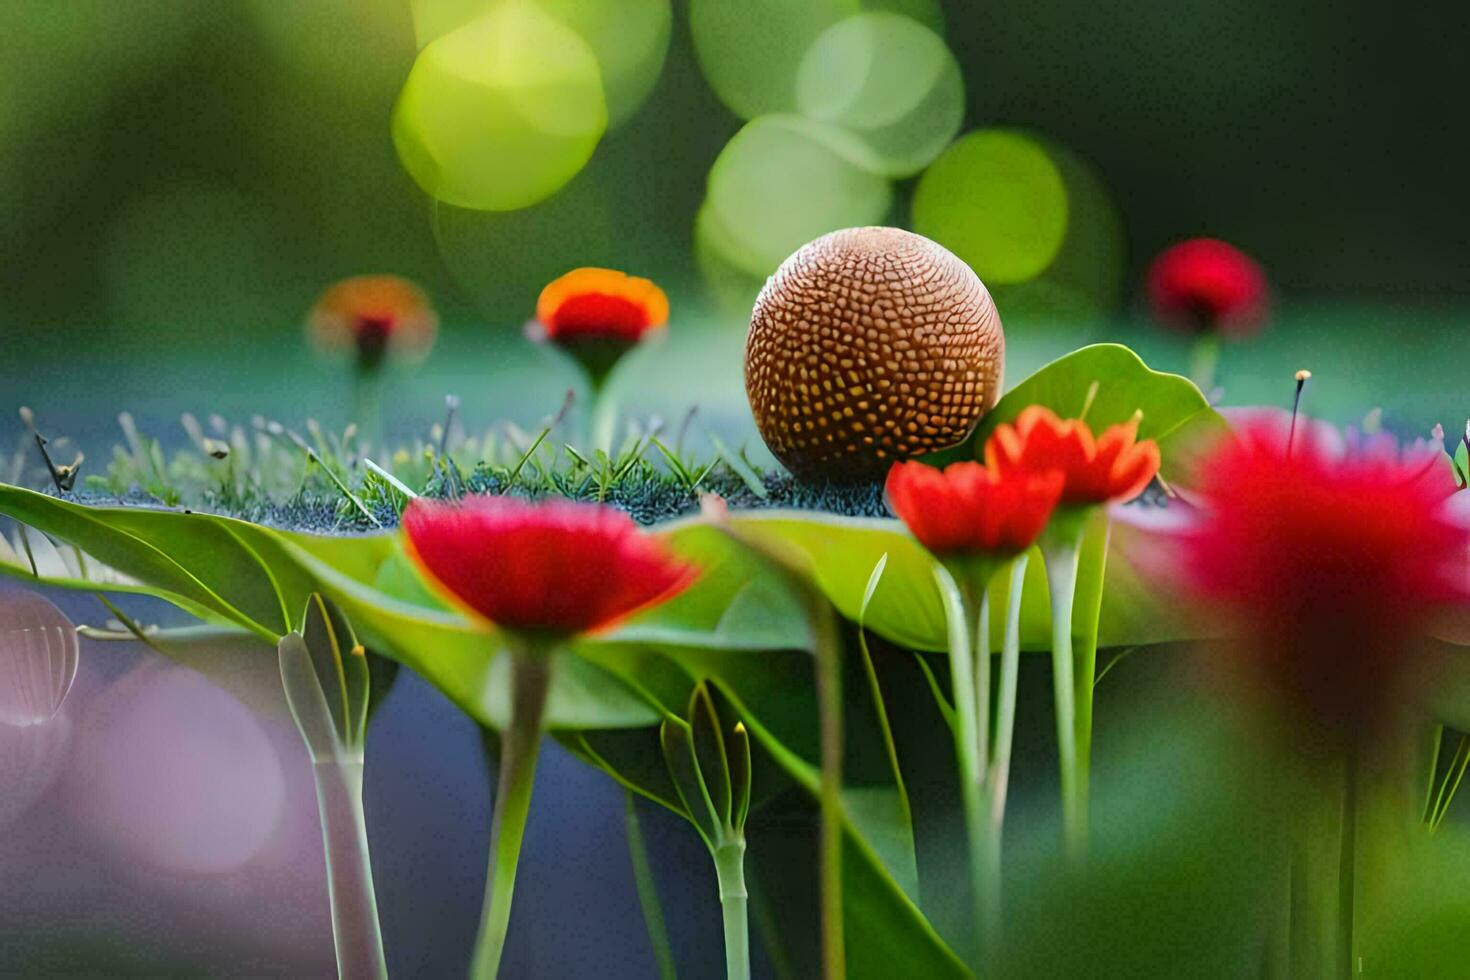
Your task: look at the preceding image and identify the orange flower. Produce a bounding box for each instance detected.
[307,275,438,366]
[886,460,1064,557]
[535,268,669,344]
[986,405,1160,507]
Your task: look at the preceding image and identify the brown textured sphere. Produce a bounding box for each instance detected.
[744,226,1005,481]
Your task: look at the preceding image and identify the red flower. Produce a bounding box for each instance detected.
[1177,419,1469,735]
[402,496,696,635]
[986,406,1161,507]
[535,268,669,344]
[886,460,1065,557]
[308,275,438,365]
[1147,238,1269,339]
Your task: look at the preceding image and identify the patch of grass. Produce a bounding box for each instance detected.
[12,407,893,532]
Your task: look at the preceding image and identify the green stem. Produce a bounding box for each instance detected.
[1042,532,1085,858]
[990,554,1029,834]
[353,363,384,451]
[1189,333,1221,395]
[973,586,992,787]
[311,759,388,980]
[470,644,554,980]
[1338,757,1358,977]
[1289,782,1339,979]
[1266,853,1291,980]
[808,596,846,980]
[1071,519,1110,833]
[590,384,617,453]
[933,564,986,968]
[625,793,677,980]
[714,842,750,980]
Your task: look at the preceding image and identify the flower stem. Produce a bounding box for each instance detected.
[1189,333,1221,396]
[353,362,384,452]
[1338,756,1358,977]
[990,554,1029,834]
[311,759,388,980]
[973,586,992,787]
[625,792,677,980]
[1042,532,1086,858]
[934,563,986,968]
[808,596,846,980]
[471,645,554,980]
[590,387,618,454]
[714,841,751,980]
[1071,519,1110,832]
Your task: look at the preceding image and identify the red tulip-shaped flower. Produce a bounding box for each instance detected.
[1147,238,1269,340]
[986,405,1161,508]
[984,404,1162,856]
[886,460,1063,559]
[1177,419,1467,741]
[401,494,695,978]
[403,495,694,636]
[886,455,1066,924]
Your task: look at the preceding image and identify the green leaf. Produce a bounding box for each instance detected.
[954,342,1229,486]
[300,593,372,750]
[0,485,280,639]
[612,520,809,651]
[718,507,1211,655]
[722,512,947,652]
[0,487,663,732]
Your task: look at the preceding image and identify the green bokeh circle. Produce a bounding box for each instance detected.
[706,115,893,279]
[690,0,857,120]
[796,12,964,178]
[537,0,672,128]
[392,2,607,212]
[912,129,1070,285]
[990,141,1126,321]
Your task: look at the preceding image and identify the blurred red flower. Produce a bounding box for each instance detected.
[986,405,1161,507]
[1147,238,1269,339]
[1177,419,1468,736]
[535,268,669,344]
[307,275,438,365]
[886,459,1064,557]
[402,496,696,635]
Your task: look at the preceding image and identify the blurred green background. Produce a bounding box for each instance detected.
[2,4,1469,974]
[1,0,1465,449]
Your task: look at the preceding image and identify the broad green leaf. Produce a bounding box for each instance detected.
[725,512,947,652]
[955,342,1229,486]
[719,507,1210,655]
[613,520,809,651]
[0,485,278,639]
[0,488,663,731]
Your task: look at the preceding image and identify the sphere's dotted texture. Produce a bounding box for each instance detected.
[745,226,1005,481]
